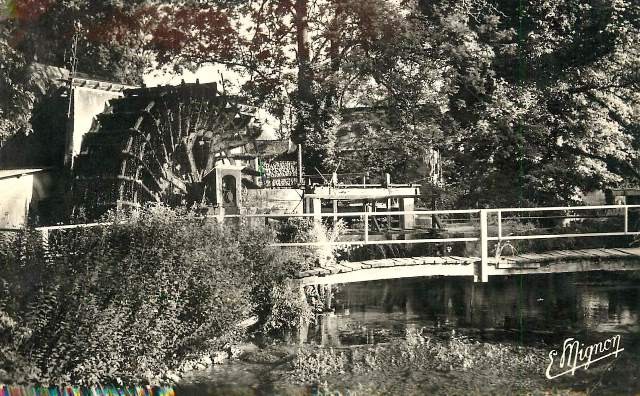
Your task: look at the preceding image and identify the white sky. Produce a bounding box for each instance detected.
[143,63,245,91]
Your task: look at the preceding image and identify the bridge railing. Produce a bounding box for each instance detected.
[4,204,640,282]
[219,205,640,282]
[214,209,481,247]
[485,205,640,241]
[478,205,640,282]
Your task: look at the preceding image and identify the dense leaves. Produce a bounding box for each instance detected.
[137,0,639,206]
[5,0,150,84]
[423,0,640,206]
[1,0,639,205]
[0,1,152,144]
[0,206,304,385]
[0,26,35,142]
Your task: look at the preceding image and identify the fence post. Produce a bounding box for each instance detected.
[624,206,629,234]
[312,198,322,223]
[364,204,369,243]
[497,210,502,240]
[479,209,489,283]
[298,143,303,185]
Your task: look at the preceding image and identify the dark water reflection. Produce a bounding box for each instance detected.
[304,271,640,346]
[178,270,640,395]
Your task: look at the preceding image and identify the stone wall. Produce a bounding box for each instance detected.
[263,160,298,187]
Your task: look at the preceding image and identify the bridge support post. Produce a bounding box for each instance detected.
[399,197,415,230]
[479,209,489,283]
[324,284,333,310]
[364,204,369,243]
[307,198,322,223]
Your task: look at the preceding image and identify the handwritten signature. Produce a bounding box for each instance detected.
[546,335,624,379]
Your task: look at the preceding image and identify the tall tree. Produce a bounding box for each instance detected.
[144,0,440,173]
[0,0,153,148]
[5,0,638,208]
[0,24,34,142]
[417,0,640,207]
[6,0,151,84]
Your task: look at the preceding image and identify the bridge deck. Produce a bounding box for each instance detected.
[296,248,640,285]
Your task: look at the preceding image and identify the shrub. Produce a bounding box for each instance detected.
[0,205,306,385]
[493,217,632,255]
[274,217,352,269]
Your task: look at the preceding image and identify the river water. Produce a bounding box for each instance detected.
[180,270,640,395]
[304,271,640,346]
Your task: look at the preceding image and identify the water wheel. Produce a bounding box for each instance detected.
[71,82,261,219]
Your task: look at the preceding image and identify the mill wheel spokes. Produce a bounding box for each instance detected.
[71,82,261,218]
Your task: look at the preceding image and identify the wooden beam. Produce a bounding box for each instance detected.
[305,187,420,200]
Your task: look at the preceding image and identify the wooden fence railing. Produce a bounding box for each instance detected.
[3,205,640,283]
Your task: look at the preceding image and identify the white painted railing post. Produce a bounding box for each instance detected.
[312,198,322,223]
[297,143,303,185]
[624,206,629,234]
[364,204,369,243]
[497,210,502,241]
[479,209,489,283]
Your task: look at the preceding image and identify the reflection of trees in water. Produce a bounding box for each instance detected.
[321,272,640,344]
[580,289,611,329]
[579,284,640,332]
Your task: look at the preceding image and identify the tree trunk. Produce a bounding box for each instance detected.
[294,0,313,145]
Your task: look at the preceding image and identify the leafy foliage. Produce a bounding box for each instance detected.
[0,27,35,142]
[0,1,152,145]
[290,334,546,392]
[423,0,640,206]
[4,0,638,206]
[142,0,640,206]
[0,205,307,385]
[5,0,150,84]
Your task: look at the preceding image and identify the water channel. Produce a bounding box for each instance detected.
[179,270,640,395]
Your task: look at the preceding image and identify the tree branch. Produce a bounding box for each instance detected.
[564,145,640,183]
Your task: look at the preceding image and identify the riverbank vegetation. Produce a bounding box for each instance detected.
[288,335,548,394]
[0,205,311,385]
[177,327,640,395]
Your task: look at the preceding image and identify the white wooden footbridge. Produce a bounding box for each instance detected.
[6,204,640,285]
[226,204,640,284]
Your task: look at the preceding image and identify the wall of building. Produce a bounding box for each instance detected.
[0,175,34,229]
[582,190,607,205]
[242,188,304,214]
[66,87,124,166]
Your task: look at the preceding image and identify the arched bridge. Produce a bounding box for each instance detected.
[245,204,640,284]
[294,247,640,286]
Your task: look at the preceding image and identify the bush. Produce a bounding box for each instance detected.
[274,217,352,268]
[0,205,306,385]
[493,217,632,255]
